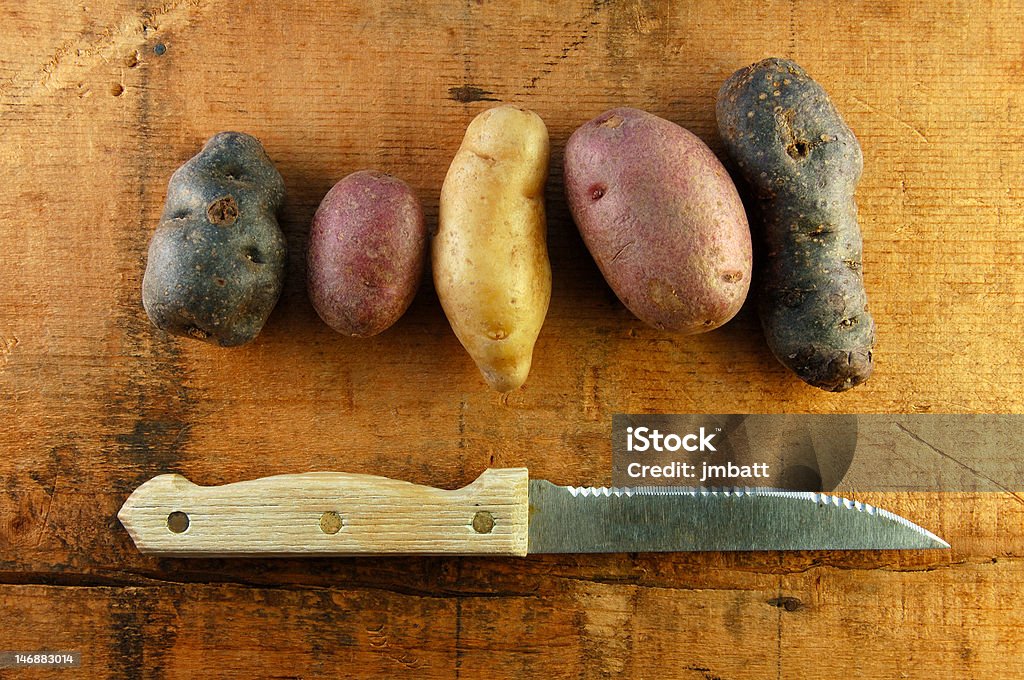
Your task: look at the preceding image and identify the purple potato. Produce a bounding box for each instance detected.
[142,132,286,346]
[716,58,875,391]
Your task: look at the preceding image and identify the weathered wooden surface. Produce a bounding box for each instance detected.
[1,0,1022,677]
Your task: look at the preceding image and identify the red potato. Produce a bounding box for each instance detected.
[564,107,752,333]
[307,170,426,337]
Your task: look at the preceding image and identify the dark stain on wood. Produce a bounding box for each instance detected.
[448,85,500,103]
[454,596,464,677]
[767,595,805,612]
[110,591,146,680]
[102,38,194,473]
[683,666,725,680]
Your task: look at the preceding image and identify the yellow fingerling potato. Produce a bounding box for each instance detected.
[434,105,551,392]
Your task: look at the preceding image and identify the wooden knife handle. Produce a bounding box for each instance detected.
[118,468,530,556]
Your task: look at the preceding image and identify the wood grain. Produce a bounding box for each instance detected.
[1,0,1022,677]
[118,469,530,556]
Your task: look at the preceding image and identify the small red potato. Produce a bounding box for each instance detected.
[307,170,426,337]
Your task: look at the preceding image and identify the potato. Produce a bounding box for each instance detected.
[433,105,551,392]
[564,107,752,333]
[142,132,286,346]
[307,170,426,337]
[716,58,875,391]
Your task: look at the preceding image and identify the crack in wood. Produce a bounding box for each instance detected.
[851,95,930,143]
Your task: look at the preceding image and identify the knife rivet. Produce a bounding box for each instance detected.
[320,511,343,534]
[167,511,189,534]
[472,510,495,534]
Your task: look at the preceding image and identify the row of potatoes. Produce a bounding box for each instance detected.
[142,58,875,394]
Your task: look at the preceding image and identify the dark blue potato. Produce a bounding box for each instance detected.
[716,58,875,392]
[142,132,286,346]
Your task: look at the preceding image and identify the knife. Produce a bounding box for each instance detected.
[118,468,948,556]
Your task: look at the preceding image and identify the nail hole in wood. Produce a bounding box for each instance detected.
[472,510,494,534]
[167,511,189,533]
[320,511,343,534]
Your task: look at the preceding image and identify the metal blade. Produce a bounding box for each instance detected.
[527,481,949,553]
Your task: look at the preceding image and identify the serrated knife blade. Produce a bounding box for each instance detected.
[527,481,948,552]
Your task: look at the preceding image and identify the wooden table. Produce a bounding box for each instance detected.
[2,1,1022,676]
